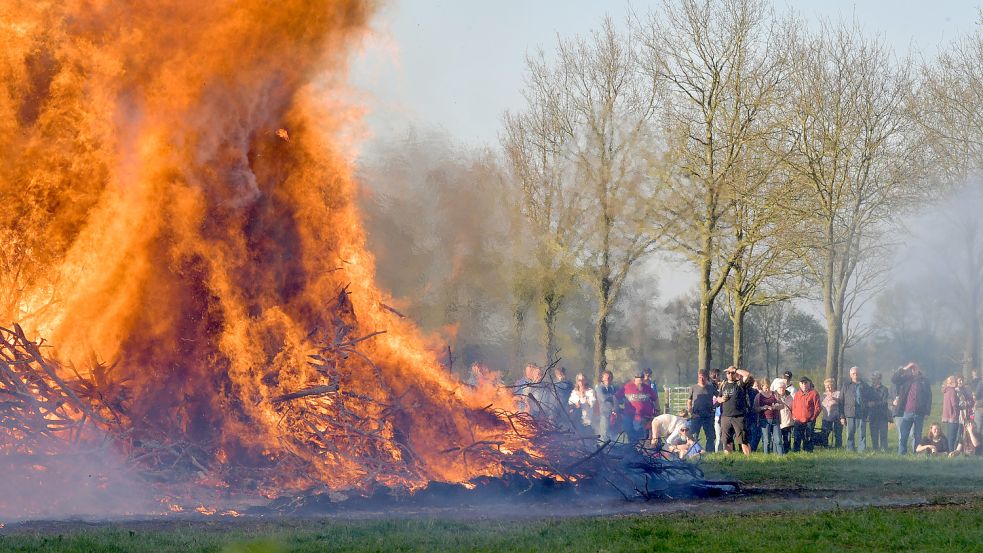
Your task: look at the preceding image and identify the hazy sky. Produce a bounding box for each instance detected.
[350,0,981,301]
[352,0,980,148]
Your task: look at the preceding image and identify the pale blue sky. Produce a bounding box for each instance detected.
[352,1,981,148]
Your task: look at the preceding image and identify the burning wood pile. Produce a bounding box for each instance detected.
[1,304,732,512]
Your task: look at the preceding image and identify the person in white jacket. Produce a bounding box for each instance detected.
[776,380,794,454]
[568,373,597,433]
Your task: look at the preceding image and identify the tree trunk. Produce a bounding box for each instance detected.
[543,292,561,369]
[513,305,527,372]
[824,304,842,382]
[967,282,981,377]
[732,304,747,369]
[593,299,610,385]
[697,251,714,374]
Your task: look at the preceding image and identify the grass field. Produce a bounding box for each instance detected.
[2,499,983,553]
[701,449,983,492]
[4,450,983,553]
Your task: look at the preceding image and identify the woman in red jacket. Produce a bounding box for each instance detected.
[791,377,821,452]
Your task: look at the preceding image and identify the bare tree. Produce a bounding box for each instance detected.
[503,68,585,368]
[782,20,925,380]
[510,18,662,382]
[918,15,983,181]
[638,0,787,373]
[723,174,803,369]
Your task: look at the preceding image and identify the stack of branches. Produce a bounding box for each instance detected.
[0,293,730,502]
[0,323,113,460]
[440,367,723,501]
[258,287,429,492]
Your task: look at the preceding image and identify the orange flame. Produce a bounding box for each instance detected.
[0,0,522,495]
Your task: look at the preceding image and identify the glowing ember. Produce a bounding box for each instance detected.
[0,0,527,507]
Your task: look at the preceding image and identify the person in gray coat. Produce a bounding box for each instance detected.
[841,366,870,452]
[594,370,618,442]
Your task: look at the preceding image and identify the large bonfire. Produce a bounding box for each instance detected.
[0,0,535,512]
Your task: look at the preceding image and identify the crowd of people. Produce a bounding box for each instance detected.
[508,361,983,459]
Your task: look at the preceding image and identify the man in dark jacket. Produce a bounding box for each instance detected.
[687,370,718,451]
[892,362,932,455]
[841,366,869,452]
[867,371,891,452]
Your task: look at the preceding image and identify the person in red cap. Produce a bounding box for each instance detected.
[617,370,660,443]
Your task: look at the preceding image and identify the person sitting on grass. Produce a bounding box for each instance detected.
[650,410,688,448]
[664,425,703,459]
[915,424,949,456]
[791,377,821,452]
[949,421,982,457]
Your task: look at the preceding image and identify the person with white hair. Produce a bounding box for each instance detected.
[770,370,797,398]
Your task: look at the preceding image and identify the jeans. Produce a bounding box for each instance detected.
[762,420,783,454]
[688,415,716,452]
[714,415,722,452]
[793,420,815,452]
[748,418,761,452]
[869,419,889,451]
[944,422,962,452]
[821,418,843,448]
[897,413,924,455]
[846,417,866,452]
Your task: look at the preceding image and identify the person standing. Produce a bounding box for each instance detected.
[554,367,574,408]
[687,369,717,452]
[942,376,961,452]
[867,372,891,452]
[746,381,761,452]
[776,381,794,453]
[754,378,783,454]
[709,368,723,452]
[820,378,843,448]
[975,375,983,431]
[791,377,821,452]
[893,362,932,455]
[617,371,660,443]
[841,367,869,452]
[716,366,754,455]
[594,370,618,442]
[956,376,972,424]
[568,373,596,434]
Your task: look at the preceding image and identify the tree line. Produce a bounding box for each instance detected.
[360,0,983,386]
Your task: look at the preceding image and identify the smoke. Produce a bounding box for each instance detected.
[1,445,154,521]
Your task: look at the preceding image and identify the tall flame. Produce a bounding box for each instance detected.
[0,0,519,494]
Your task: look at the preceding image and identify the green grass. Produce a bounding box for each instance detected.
[700,449,983,492]
[2,499,982,553]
